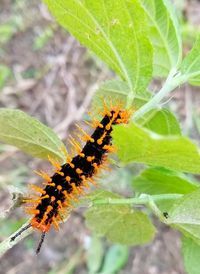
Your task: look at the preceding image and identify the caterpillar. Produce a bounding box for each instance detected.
[10,104,131,253]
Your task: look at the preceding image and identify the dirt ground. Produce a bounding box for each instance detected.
[0,0,200,273]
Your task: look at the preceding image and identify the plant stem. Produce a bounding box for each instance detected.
[133,68,186,120]
[91,193,183,224]
[91,193,183,206]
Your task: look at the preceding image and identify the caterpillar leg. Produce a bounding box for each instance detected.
[10,223,32,242]
[36,231,46,254]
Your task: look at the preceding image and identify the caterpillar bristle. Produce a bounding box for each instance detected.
[34,170,52,182]
[48,156,62,171]
[29,184,46,194]
[10,103,131,253]
[52,217,59,231]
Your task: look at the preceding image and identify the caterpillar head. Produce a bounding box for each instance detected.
[111,109,132,125]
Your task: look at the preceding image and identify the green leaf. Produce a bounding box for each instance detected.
[92,80,151,114]
[0,108,65,161]
[44,0,153,97]
[140,0,182,77]
[86,236,104,274]
[132,167,198,213]
[181,35,200,86]
[101,245,129,274]
[0,65,11,89]
[138,108,181,135]
[168,189,200,242]
[113,122,200,174]
[133,167,198,195]
[85,190,156,245]
[169,189,200,225]
[182,236,200,274]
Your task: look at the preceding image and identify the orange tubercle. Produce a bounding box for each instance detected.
[31,217,51,232]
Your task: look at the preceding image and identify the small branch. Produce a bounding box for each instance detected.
[91,193,183,206]
[133,69,186,120]
[91,193,183,224]
[0,220,33,258]
[147,196,169,224]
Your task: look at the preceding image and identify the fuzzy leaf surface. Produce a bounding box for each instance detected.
[0,108,65,161]
[138,108,181,135]
[168,189,200,243]
[182,237,200,274]
[44,0,153,96]
[133,167,198,195]
[113,122,200,174]
[140,0,182,77]
[181,35,200,86]
[85,190,156,245]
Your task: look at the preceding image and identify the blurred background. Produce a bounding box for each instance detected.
[0,0,200,273]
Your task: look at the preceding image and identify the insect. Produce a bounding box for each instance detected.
[163,212,169,219]
[10,103,131,253]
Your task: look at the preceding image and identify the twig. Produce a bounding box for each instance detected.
[91,193,183,206]
[0,220,33,258]
[132,69,187,120]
